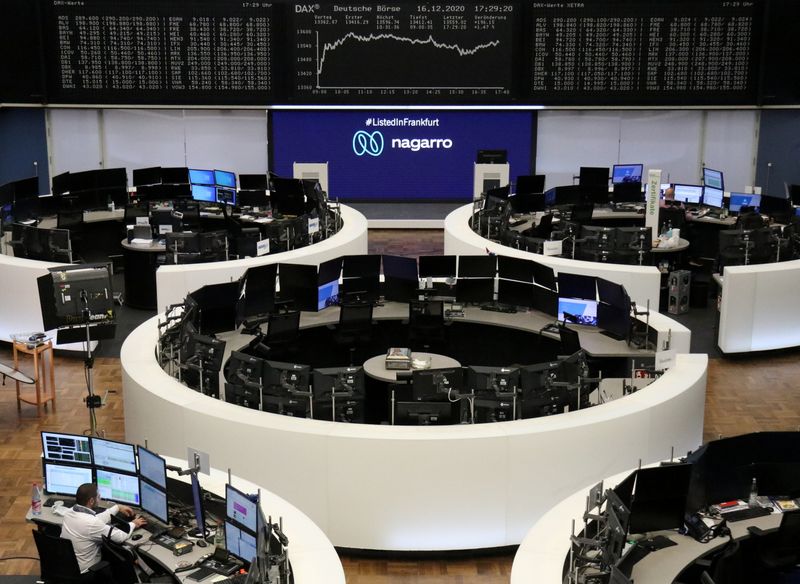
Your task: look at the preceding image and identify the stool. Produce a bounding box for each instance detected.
[13,340,56,415]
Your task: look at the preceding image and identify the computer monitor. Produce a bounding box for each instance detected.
[159,167,190,185]
[137,445,167,490]
[602,505,628,568]
[476,149,507,164]
[530,262,556,291]
[52,171,72,195]
[703,167,724,190]
[467,366,519,395]
[455,278,495,304]
[239,174,269,190]
[225,521,258,563]
[312,366,364,397]
[497,279,534,308]
[580,225,616,251]
[139,479,169,524]
[672,184,703,205]
[214,170,236,189]
[191,184,216,203]
[342,254,381,278]
[269,176,306,216]
[41,431,92,465]
[90,437,137,474]
[558,297,598,326]
[486,184,510,200]
[557,272,596,300]
[728,192,761,213]
[615,227,652,253]
[579,167,610,189]
[189,473,208,538]
[628,464,692,534]
[597,278,629,310]
[759,194,792,216]
[702,187,724,209]
[278,263,317,312]
[133,167,162,187]
[612,182,643,203]
[532,286,558,317]
[96,468,140,505]
[237,264,277,319]
[382,255,418,302]
[516,174,545,195]
[613,470,638,511]
[418,255,457,278]
[226,483,258,533]
[189,168,215,185]
[237,189,269,208]
[411,367,463,401]
[612,164,643,184]
[510,193,546,213]
[42,461,93,496]
[262,361,311,397]
[216,188,236,206]
[789,184,800,206]
[497,256,534,283]
[46,228,72,263]
[317,280,339,311]
[394,401,455,425]
[458,255,496,278]
[597,303,630,340]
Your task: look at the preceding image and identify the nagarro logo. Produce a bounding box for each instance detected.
[353,130,384,157]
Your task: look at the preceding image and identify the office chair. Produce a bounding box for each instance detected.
[569,203,595,224]
[522,213,554,239]
[408,299,446,351]
[333,302,374,364]
[735,210,765,231]
[101,535,172,584]
[695,536,747,584]
[748,509,800,576]
[659,205,686,234]
[32,529,110,583]
[264,310,301,360]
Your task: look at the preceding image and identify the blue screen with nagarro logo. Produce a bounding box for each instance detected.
[271,111,534,201]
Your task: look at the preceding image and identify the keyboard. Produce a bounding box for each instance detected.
[44,496,75,507]
[480,303,517,314]
[214,574,248,584]
[186,566,216,581]
[722,506,773,523]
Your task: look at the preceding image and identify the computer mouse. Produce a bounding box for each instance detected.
[131,534,143,541]
[196,539,207,547]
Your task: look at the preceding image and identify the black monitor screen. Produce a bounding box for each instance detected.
[237,189,269,207]
[52,171,71,195]
[557,272,596,300]
[239,174,268,190]
[318,257,342,285]
[760,194,791,215]
[456,278,494,304]
[613,470,638,511]
[161,167,189,185]
[133,167,161,187]
[497,279,534,308]
[579,166,609,188]
[270,176,306,216]
[382,255,418,281]
[532,262,557,291]
[477,149,507,164]
[278,263,317,312]
[612,182,643,203]
[342,255,381,278]
[510,193,546,213]
[629,464,692,534]
[597,278,629,310]
[458,255,496,279]
[597,303,630,340]
[516,175,545,195]
[497,256,534,283]
[612,164,643,184]
[789,184,800,206]
[216,188,236,206]
[418,255,457,278]
[263,361,311,397]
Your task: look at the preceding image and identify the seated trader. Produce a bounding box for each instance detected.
[660,187,683,208]
[61,483,147,574]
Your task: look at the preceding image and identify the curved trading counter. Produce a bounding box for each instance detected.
[123,300,703,551]
[444,204,662,311]
[718,259,800,353]
[155,205,368,312]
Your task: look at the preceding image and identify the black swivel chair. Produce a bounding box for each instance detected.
[569,203,595,224]
[101,535,172,584]
[748,509,800,577]
[264,310,301,361]
[522,213,554,239]
[408,299,446,351]
[32,529,109,584]
[735,210,765,230]
[333,302,374,364]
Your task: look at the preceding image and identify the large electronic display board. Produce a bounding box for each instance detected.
[42,0,276,104]
[288,1,520,103]
[527,0,762,106]
[271,110,534,201]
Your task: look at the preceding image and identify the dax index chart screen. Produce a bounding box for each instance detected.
[289,2,520,103]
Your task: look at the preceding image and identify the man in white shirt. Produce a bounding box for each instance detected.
[61,482,147,573]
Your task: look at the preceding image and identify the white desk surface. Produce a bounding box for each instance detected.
[29,456,344,583]
[363,352,461,383]
[651,238,690,253]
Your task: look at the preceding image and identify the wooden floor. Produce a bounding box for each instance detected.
[1,229,799,581]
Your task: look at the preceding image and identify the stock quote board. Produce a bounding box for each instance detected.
[526,0,763,106]
[288,1,521,104]
[42,0,277,105]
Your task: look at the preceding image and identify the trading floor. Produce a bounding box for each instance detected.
[2,230,800,583]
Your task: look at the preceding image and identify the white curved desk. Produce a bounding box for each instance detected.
[718,259,800,353]
[123,298,703,551]
[155,205,368,312]
[444,204,662,311]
